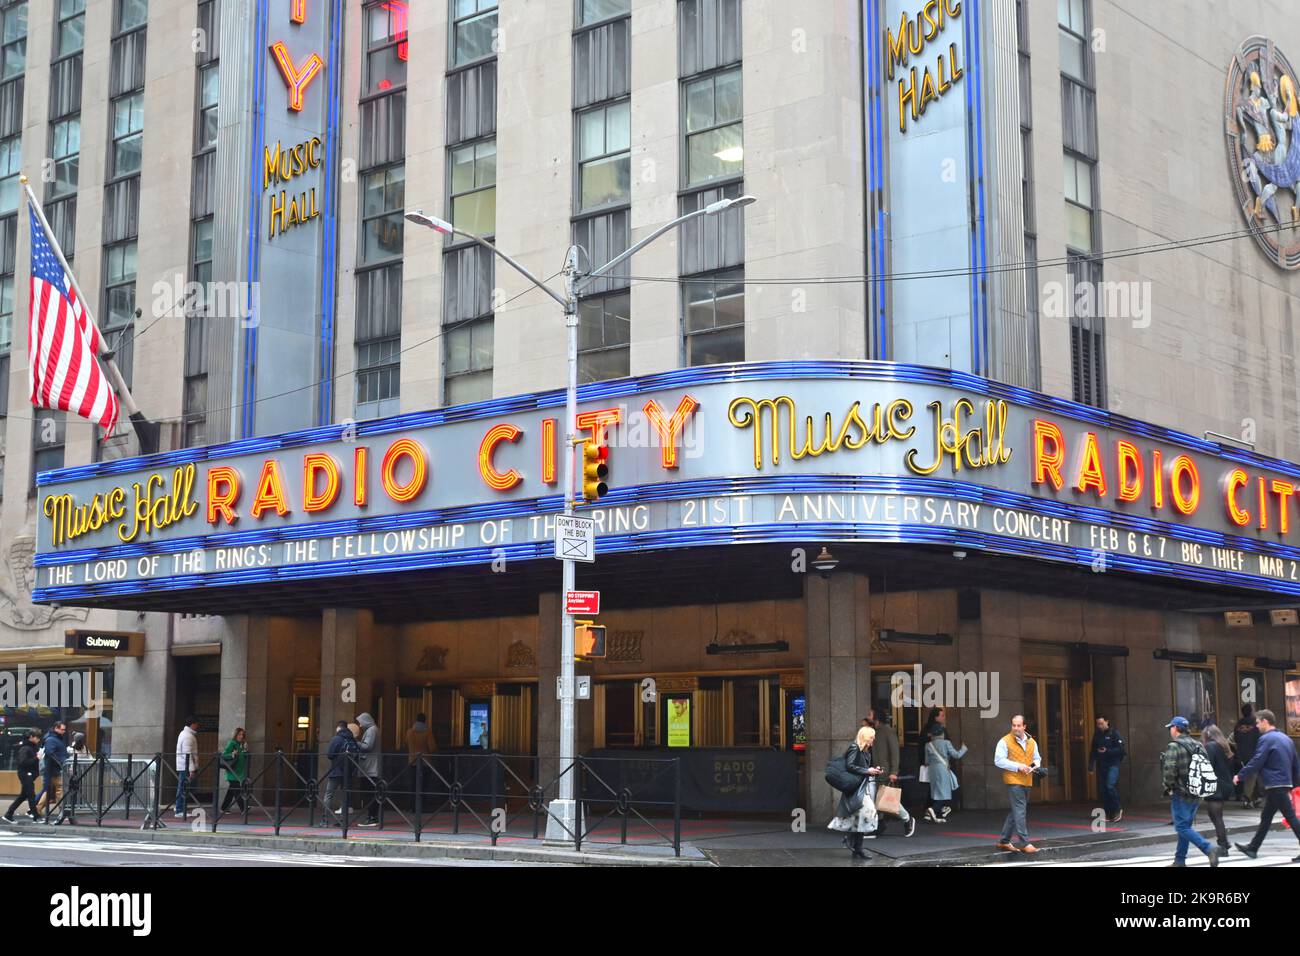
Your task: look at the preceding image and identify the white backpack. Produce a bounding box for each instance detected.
[1183,740,1218,798]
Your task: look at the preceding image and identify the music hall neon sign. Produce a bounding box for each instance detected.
[269,2,325,113]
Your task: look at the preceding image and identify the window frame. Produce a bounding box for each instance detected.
[30,408,66,490]
[359,161,406,265]
[575,97,631,214]
[0,134,21,215]
[576,290,631,384]
[109,90,145,182]
[363,0,409,99]
[443,314,494,405]
[114,0,147,36]
[447,135,497,240]
[681,267,745,367]
[449,0,498,70]
[195,61,218,153]
[1057,0,1091,86]
[575,0,630,29]
[1062,150,1095,254]
[1171,656,1219,737]
[55,0,85,61]
[0,0,26,81]
[681,65,744,188]
[48,116,80,200]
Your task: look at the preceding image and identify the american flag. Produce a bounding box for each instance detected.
[27,205,119,435]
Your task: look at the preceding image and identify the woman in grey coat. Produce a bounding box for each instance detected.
[354,712,382,827]
[924,732,968,823]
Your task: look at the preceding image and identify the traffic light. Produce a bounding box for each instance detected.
[581,439,609,502]
[575,621,607,659]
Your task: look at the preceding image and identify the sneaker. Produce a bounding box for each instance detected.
[1217,843,1231,855]
[1,814,12,823]
[1168,861,1186,867]
[1234,843,1258,859]
[357,820,380,828]
[1111,809,1123,823]
[1019,844,1038,854]
[995,842,1018,852]
[941,805,952,819]
[904,817,917,837]
[863,832,878,839]
[172,811,187,820]
[924,807,939,823]
[1208,848,1221,868]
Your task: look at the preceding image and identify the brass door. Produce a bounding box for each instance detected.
[1021,677,1094,803]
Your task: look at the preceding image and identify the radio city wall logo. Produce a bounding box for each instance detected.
[1226,37,1300,269]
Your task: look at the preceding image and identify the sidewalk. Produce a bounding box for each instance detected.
[2,799,1279,866]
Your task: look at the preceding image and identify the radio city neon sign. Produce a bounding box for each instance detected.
[270,1,408,111]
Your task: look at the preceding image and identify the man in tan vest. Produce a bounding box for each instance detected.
[994,715,1041,854]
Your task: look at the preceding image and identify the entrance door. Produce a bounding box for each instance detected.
[1021,677,1093,803]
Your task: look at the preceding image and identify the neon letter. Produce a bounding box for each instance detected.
[207,467,240,526]
[303,453,341,513]
[479,424,523,491]
[270,41,324,112]
[643,395,701,469]
[1031,419,1064,490]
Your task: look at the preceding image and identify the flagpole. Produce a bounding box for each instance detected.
[21,175,158,454]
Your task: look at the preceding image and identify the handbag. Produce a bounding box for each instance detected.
[875,783,903,815]
[824,754,860,794]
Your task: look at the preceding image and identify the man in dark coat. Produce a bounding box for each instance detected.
[1233,708,1261,807]
[1088,715,1126,822]
[4,730,42,822]
[322,720,358,825]
[1233,709,1300,861]
[864,709,916,837]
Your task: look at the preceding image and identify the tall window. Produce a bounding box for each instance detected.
[577,291,630,383]
[1062,153,1094,252]
[111,92,144,179]
[683,67,742,186]
[1058,0,1088,82]
[579,0,629,26]
[184,0,217,447]
[449,138,495,236]
[0,134,18,213]
[1,1,25,80]
[444,315,493,404]
[451,0,496,67]
[357,0,407,420]
[49,118,79,199]
[56,0,84,57]
[577,100,630,211]
[103,239,137,386]
[118,0,147,32]
[196,63,217,150]
[683,269,743,366]
[31,410,65,480]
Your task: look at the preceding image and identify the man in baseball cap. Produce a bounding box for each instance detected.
[1161,716,1220,867]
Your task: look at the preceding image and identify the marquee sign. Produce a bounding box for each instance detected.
[31,363,1300,603]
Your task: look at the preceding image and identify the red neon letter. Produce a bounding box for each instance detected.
[1116,441,1143,502]
[1225,469,1251,526]
[575,407,623,446]
[1074,433,1107,496]
[290,0,308,23]
[1151,450,1164,510]
[643,395,701,469]
[382,438,428,503]
[270,41,324,112]
[354,446,368,507]
[1272,479,1295,535]
[541,418,557,485]
[251,460,291,519]
[382,2,409,60]
[1170,455,1200,516]
[207,466,240,526]
[1031,420,1064,490]
[479,424,523,491]
[303,453,341,513]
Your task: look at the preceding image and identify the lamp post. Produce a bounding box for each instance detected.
[406,194,756,839]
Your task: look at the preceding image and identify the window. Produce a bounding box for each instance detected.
[684,67,742,185]
[355,263,402,420]
[449,138,495,236]
[1068,252,1104,407]
[577,100,630,211]
[578,0,629,26]
[197,63,217,150]
[0,135,19,214]
[116,0,146,33]
[577,291,629,383]
[111,92,144,178]
[31,409,65,478]
[103,239,137,385]
[183,219,210,448]
[1058,0,1087,82]
[451,0,497,67]
[49,118,79,199]
[1063,153,1093,252]
[57,0,84,57]
[361,165,404,263]
[191,216,213,287]
[1,1,25,80]
[683,268,743,365]
[1286,673,1300,737]
[445,317,493,405]
[366,1,408,95]
[1172,660,1218,734]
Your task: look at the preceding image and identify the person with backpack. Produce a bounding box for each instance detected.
[219,728,249,815]
[1200,724,1235,855]
[3,729,42,823]
[1160,716,1220,868]
[826,725,881,859]
[322,720,359,825]
[1231,708,1300,862]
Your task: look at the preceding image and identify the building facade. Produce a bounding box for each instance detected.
[4,0,1300,819]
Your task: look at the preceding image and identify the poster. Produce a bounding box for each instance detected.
[667,697,691,748]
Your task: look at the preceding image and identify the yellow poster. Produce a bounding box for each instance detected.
[667,697,691,748]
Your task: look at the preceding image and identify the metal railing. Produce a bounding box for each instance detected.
[22,750,681,856]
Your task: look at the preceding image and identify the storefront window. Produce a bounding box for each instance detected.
[1173,660,1218,732]
[1286,673,1300,737]
[0,665,112,769]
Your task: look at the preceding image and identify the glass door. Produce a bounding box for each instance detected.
[1022,677,1093,803]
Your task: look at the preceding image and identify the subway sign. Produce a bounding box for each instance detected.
[31,363,1300,602]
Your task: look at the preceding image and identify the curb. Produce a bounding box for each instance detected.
[1,821,714,867]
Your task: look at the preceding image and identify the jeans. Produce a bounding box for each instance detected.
[1097,763,1121,816]
[1171,793,1212,864]
[174,773,190,815]
[1000,785,1031,844]
[5,775,37,818]
[1245,786,1300,852]
[323,777,347,818]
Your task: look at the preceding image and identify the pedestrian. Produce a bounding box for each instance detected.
[924,729,968,824]
[994,714,1041,854]
[3,730,42,822]
[864,708,916,837]
[918,707,947,818]
[34,721,68,821]
[1088,714,1126,823]
[1233,708,1261,808]
[354,712,381,827]
[219,728,249,815]
[1232,708,1300,862]
[405,711,436,809]
[174,717,200,820]
[827,725,881,859]
[322,720,358,824]
[1160,716,1220,868]
[1200,723,1234,855]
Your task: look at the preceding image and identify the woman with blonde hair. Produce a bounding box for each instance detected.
[827,725,882,859]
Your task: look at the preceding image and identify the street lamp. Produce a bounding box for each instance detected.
[406,194,756,840]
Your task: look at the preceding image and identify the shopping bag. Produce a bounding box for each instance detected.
[875,784,903,816]
[918,765,929,784]
[1286,787,1300,830]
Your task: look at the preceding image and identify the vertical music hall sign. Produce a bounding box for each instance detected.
[244,0,344,437]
